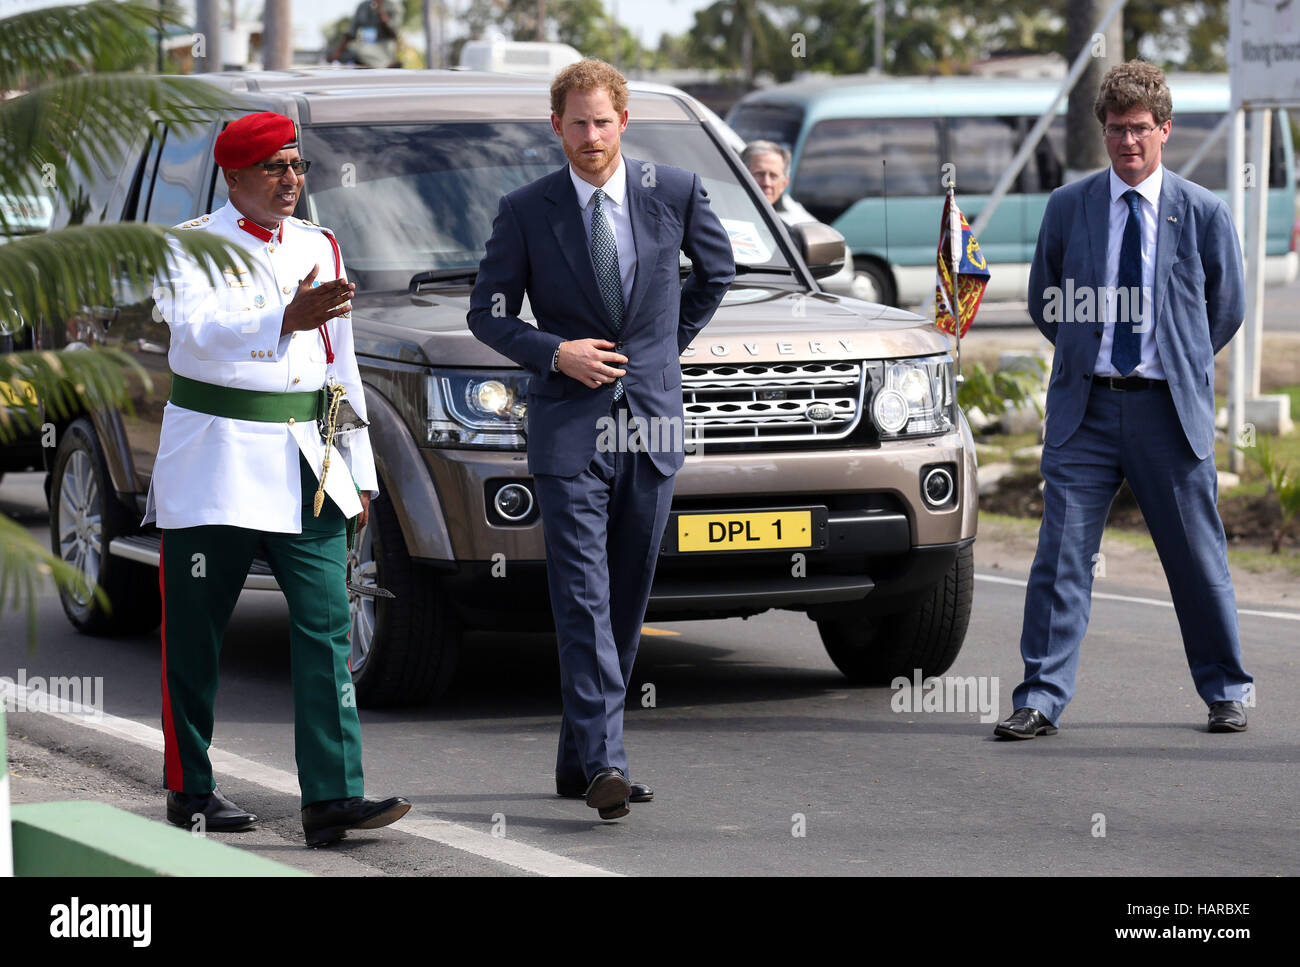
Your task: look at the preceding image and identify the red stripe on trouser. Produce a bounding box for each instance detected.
[159,534,185,791]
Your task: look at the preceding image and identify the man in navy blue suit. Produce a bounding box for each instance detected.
[468,60,734,817]
[995,61,1254,739]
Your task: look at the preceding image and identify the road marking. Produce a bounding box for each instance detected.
[976,572,1300,622]
[6,682,621,878]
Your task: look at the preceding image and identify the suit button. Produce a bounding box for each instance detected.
[288,417,295,426]
[291,332,297,339]
[1094,331,1102,339]
[1082,373,1091,381]
[250,350,257,358]
[293,377,301,384]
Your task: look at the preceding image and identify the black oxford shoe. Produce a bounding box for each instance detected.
[993,707,1058,740]
[301,795,411,848]
[166,787,257,832]
[1207,701,1247,733]
[585,767,631,821]
[557,773,654,803]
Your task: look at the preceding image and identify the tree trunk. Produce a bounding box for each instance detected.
[261,0,292,71]
[1065,0,1123,182]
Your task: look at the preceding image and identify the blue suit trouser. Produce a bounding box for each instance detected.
[1013,381,1253,723]
[532,400,676,782]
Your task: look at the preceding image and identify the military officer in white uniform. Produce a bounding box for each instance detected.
[147,111,409,847]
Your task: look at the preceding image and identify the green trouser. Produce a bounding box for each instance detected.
[159,455,364,807]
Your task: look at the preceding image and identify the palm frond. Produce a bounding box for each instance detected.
[0,74,250,230]
[0,1,180,88]
[0,513,105,653]
[0,346,150,443]
[0,222,255,336]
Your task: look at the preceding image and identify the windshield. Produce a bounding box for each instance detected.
[300,120,791,292]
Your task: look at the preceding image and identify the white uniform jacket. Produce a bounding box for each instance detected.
[144,201,378,533]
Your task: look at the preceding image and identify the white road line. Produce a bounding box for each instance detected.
[976,572,1300,622]
[4,683,620,878]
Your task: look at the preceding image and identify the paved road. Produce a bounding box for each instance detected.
[2,472,1296,877]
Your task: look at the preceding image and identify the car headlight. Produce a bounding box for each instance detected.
[425,369,531,449]
[872,355,954,437]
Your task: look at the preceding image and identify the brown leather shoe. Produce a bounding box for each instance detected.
[557,773,653,802]
[584,768,631,820]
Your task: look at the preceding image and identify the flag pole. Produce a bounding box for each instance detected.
[946,183,963,384]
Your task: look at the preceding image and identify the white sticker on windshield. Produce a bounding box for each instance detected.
[720,219,771,263]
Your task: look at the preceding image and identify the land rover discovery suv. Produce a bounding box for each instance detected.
[37,69,977,706]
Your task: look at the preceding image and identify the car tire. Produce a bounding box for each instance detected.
[851,257,897,307]
[348,485,460,707]
[816,543,973,683]
[49,417,161,636]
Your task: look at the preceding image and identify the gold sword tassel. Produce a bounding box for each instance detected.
[314,383,348,517]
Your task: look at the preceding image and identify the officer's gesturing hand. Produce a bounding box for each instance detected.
[281,263,355,335]
[557,338,627,389]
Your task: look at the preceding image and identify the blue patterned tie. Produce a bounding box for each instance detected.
[1111,189,1143,376]
[590,188,625,401]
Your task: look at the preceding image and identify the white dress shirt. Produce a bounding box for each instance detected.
[144,201,378,533]
[1095,165,1166,379]
[569,156,636,307]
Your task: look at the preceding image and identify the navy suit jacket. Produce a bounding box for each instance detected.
[1029,167,1244,460]
[468,157,735,477]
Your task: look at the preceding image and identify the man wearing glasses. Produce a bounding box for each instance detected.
[994,61,1254,739]
[147,111,410,845]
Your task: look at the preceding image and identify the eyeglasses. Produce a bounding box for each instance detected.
[256,160,311,176]
[1102,124,1161,141]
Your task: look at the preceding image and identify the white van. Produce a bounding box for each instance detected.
[457,41,582,76]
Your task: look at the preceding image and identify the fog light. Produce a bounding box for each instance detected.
[494,483,534,522]
[923,467,954,506]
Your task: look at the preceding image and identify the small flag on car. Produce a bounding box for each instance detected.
[934,191,990,339]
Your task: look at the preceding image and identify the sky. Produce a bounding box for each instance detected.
[1,0,710,51]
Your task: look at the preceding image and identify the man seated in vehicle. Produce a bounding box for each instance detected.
[742,139,861,299]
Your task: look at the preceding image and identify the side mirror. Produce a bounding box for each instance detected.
[788,221,846,280]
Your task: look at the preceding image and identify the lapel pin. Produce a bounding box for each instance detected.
[1167,215,1178,223]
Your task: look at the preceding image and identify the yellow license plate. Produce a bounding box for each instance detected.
[676,510,814,552]
[0,379,37,407]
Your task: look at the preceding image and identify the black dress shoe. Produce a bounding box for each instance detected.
[585,767,631,820]
[557,774,654,803]
[301,795,411,848]
[1207,701,1247,733]
[993,707,1058,740]
[166,786,257,832]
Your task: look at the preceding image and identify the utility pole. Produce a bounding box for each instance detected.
[1065,0,1123,181]
[195,0,224,72]
[873,0,884,75]
[425,0,439,68]
[538,0,547,42]
[261,0,292,70]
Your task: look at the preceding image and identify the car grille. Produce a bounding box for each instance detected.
[681,360,866,447]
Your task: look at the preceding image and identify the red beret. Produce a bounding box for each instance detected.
[214,112,298,170]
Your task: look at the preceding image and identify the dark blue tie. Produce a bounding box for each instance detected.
[590,188,625,401]
[1111,189,1143,376]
